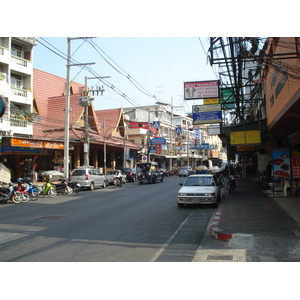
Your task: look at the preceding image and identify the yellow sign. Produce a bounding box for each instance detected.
[11,138,64,149]
[230,130,261,145]
[204,98,219,105]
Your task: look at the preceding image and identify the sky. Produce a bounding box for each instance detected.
[33,37,218,113]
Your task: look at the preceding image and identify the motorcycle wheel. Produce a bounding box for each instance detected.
[48,188,57,198]
[30,191,39,201]
[66,186,73,194]
[0,194,9,203]
[22,193,30,203]
[12,194,23,204]
[73,186,80,193]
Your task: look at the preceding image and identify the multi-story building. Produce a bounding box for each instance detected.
[0,37,37,137]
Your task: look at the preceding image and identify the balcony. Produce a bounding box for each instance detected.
[10,87,33,105]
[10,55,33,75]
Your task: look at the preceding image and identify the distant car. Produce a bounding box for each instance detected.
[177,174,222,208]
[122,168,137,182]
[178,166,195,177]
[70,166,107,191]
[195,165,210,174]
[105,170,127,185]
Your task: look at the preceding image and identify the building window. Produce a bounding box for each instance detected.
[11,74,22,88]
[11,43,23,58]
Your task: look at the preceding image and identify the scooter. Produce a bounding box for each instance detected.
[227,175,236,194]
[39,178,57,198]
[24,177,39,201]
[54,179,73,195]
[0,185,9,203]
[68,180,80,193]
[15,178,30,203]
[114,177,123,188]
[1,182,24,204]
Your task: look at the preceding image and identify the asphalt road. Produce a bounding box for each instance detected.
[0,176,213,262]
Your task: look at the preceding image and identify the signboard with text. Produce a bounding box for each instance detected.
[192,104,222,124]
[184,80,219,100]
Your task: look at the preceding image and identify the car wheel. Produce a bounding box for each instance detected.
[90,182,94,191]
[213,196,220,208]
[102,181,106,188]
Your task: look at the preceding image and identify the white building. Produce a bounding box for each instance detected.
[0,37,37,137]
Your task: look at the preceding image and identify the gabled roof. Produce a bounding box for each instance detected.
[33,69,100,140]
[94,108,125,138]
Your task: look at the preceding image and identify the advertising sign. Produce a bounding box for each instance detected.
[192,104,222,124]
[271,148,290,181]
[292,151,300,179]
[230,130,261,145]
[184,80,219,100]
[220,88,235,110]
[150,137,166,145]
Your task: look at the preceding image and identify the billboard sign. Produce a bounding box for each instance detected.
[192,104,222,124]
[220,88,235,110]
[184,80,219,100]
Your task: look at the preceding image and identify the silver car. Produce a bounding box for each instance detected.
[105,170,127,185]
[70,167,107,191]
[178,166,195,177]
[177,174,222,207]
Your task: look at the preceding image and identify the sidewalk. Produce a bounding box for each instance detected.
[193,175,300,262]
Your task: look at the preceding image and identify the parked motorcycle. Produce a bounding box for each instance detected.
[114,177,123,188]
[1,182,25,204]
[24,177,39,201]
[0,185,9,203]
[68,180,80,193]
[54,178,73,195]
[39,176,57,198]
[15,178,30,203]
[227,175,236,194]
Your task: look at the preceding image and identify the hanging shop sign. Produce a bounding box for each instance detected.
[230,130,261,145]
[184,80,219,100]
[291,151,300,179]
[192,104,222,124]
[11,138,65,149]
[151,137,166,145]
[220,88,235,110]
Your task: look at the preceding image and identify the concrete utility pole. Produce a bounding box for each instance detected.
[63,37,95,179]
[82,76,109,167]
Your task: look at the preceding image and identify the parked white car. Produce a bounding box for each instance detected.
[177,174,222,208]
[70,166,107,191]
[105,170,127,185]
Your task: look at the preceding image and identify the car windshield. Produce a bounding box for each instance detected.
[106,171,116,175]
[184,177,214,186]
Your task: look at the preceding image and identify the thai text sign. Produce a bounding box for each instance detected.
[230,130,261,145]
[184,80,219,100]
[192,104,222,124]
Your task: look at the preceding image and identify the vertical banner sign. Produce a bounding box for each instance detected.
[271,148,290,181]
[184,80,219,100]
[194,129,201,144]
[292,151,300,179]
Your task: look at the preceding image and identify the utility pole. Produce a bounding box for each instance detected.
[63,37,95,179]
[82,76,109,167]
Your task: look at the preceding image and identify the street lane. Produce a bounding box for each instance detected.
[0,176,213,261]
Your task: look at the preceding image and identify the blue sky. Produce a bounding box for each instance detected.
[33,37,218,112]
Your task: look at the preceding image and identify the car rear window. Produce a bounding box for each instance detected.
[71,170,85,176]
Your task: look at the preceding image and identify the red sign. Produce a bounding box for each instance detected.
[184,80,219,100]
[292,157,300,179]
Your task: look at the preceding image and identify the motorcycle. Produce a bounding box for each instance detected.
[0,184,9,203]
[24,177,39,201]
[15,178,30,203]
[54,178,73,195]
[114,177,123,189]
[0,182,25,204]
[39,177,57,198]
[68,180,80,193]
[227,175,236,194]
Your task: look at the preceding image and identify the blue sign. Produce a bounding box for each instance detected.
[176,127,182,134]
[193,111,222,124]
[152,121,160,129]
[151,137,166,145]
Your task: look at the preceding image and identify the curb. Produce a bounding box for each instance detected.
[210,212,233,241]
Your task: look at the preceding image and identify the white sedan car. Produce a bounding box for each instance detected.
[105,170,127,185]
[177,174,222,208]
